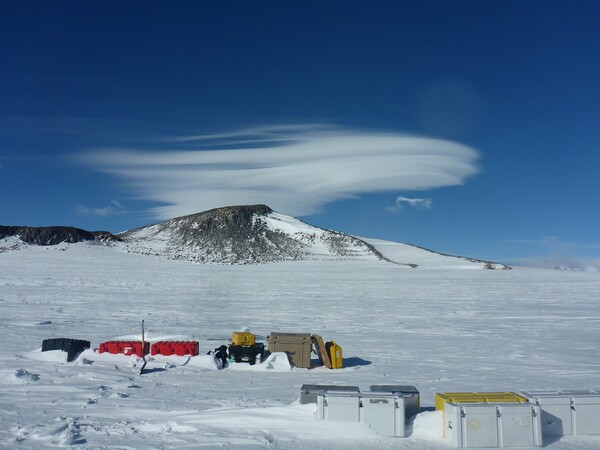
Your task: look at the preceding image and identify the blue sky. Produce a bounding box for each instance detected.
[1,1,599,266]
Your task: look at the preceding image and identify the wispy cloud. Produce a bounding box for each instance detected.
[77,124,480,220]
[387,196,432,214]
[76,201,127,217]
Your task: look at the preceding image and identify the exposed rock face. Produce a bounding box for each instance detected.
[119,204,387,264]
[91,231,122,243]
[0,226,119,246]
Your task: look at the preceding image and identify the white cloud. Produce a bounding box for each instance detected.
[387,196,432,214]
[78,125,480,220]
[77,200,127,217]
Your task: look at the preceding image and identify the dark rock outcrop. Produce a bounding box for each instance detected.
[0,226,119,246]
[119,204,384,264]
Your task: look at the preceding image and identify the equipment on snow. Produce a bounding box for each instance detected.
[41,338,90,362]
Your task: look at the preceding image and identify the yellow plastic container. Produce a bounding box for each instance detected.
[231,331,256,346]
[326,340,343,369]
[435,392,528,411]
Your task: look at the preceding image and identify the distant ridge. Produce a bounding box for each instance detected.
[0,205,510,269]
[0,225,119,246]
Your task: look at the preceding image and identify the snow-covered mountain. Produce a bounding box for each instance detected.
[1,204,510,269]
[118,204,388,265]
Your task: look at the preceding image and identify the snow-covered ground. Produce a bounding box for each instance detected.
[0,243,599,448]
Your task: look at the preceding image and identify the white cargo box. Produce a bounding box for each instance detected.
[317,390,417,437]
[361,392,409,437]
[369,385,420,420]
[317,391,361,422]
[444,402,542,448]
[520,390,600,436]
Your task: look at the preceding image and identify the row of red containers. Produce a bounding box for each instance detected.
[151,341,199,356]
[99,341,150,357]
[98,340,198,357]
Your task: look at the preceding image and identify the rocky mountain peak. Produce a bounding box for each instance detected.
[168,204,274,233]
[119,204,383,264]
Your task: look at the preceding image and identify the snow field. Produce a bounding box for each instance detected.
[0,243,599,448]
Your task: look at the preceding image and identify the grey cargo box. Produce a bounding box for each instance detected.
[520,390,600,436]
[370,385,420,418]
[317,389,417,437]
[361,391,413,437]
[300,384,359,404]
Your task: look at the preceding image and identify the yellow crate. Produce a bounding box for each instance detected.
[435,392,528,410]
[232,331,256,346]
[326,340,343,369]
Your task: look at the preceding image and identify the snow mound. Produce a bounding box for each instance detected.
[185,354,222,370]
[226,352,293,372]
[181,402,376,442]
[24,349,70,363]
[12,417,86,446]
[411,410,444,442]
[263,352,293,370]
[0,236,24,252]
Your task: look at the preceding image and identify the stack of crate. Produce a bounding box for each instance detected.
[228,331,264,365]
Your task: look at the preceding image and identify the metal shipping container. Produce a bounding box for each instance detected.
[370,385,420,419]
[317,388,420,437]
[317,391,361,422]
[361,392,409,437]
[520,390,600,436]
[300,384,359,404]
[444,402,542,448]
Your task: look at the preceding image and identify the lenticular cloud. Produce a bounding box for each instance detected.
[80,125,480,219]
